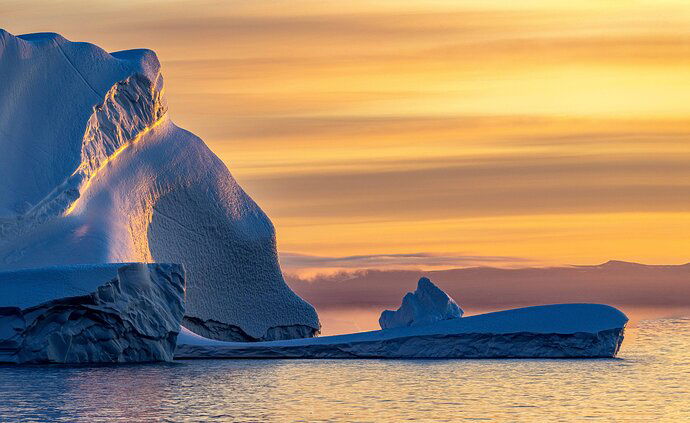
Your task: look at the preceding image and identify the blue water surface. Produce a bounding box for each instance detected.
[0,318,688,422]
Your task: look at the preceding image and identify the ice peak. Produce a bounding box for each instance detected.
[379,277,463,330]
[0,29,167,224]
[16,32,67,44]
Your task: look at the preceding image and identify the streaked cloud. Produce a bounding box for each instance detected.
[280,251,531,276]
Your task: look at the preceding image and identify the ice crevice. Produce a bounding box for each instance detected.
[54,37,102,98]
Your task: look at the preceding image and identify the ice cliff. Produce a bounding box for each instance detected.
[0,30,319,342]
[0,263,184,363]
[176,304,628,359]
[379,277,463,329]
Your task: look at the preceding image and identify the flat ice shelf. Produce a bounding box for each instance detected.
[175,303,628,359]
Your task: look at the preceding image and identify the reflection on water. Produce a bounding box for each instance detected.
[0,318,688,422]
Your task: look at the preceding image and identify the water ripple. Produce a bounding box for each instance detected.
[0,319,688,422]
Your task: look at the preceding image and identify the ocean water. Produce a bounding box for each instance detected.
[0,318,688,422]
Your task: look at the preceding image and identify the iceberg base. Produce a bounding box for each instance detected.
[182,316,319,342]
[0,263,185,364]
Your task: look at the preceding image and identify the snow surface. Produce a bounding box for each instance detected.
[175,304,629,359]
[0,30,319,341]
[379,277,463,329]
[0,263,184,363]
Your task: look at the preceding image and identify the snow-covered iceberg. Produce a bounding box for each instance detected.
[0,263,184,364]
[0,30,319,342]
[175,303,628,359]
[379,277,463,329]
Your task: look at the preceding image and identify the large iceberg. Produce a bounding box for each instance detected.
[379,277,463,329]
[176,303,628,359]
[0,263,184,364]
[0,30,319,341]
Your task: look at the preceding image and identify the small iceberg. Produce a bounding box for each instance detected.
[175,278,628,359]
[379,277,462,329]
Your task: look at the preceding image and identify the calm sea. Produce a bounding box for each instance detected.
[0,318,688,422]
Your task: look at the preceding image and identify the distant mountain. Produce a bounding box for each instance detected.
[286,261,690,310]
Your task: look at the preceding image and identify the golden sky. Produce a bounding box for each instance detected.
[5,0,690,274]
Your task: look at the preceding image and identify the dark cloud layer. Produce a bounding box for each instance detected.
[286,261,690,309]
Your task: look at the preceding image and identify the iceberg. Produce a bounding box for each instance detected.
[0,263,184,364]
[175,303,628,359]
[0,30,319,342]
[0,29,630,362]
[379,277,463,329]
